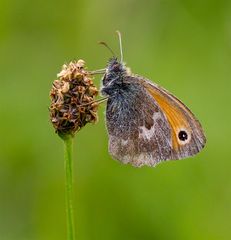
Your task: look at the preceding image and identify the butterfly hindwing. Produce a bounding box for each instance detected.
[106,76,174,167]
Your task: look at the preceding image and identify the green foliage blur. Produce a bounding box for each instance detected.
[0,0,231,239]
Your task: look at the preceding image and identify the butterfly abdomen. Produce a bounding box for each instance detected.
[105,83,143,138]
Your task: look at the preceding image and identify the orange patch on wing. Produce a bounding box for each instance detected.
[145,84,191,149]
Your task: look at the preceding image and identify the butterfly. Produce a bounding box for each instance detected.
[100,32,206,167]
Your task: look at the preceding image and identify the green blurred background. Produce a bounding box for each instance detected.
[0,0,231,239]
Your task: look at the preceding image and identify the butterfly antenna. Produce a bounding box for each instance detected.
[99,41,116,57]
[116,30,123,63]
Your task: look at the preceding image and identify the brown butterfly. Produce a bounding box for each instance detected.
[100,32,206,167]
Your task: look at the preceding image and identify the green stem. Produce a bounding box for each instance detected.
[63,135,75,240]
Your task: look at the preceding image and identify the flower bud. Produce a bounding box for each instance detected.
[49,59,99,138]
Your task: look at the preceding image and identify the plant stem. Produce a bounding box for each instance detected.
[63,135,75,240]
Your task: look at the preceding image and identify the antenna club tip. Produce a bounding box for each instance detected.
[116,30,121,36]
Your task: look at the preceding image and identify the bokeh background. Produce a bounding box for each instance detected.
[0,0,231,239]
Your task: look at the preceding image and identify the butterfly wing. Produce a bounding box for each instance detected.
[141,76,206,161]
[105,75,206,167]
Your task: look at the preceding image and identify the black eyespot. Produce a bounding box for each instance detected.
[178,130,188,141]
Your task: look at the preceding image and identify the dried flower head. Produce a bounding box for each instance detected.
[49,59,99,138]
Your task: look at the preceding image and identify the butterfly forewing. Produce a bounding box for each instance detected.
[142,77,206,160]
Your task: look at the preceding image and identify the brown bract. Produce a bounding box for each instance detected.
[49,59,99,138]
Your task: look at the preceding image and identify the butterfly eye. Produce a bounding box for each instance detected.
[178,130,188,141]
[113,63,120,71]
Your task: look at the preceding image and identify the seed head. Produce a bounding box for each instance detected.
[49,59,99,138]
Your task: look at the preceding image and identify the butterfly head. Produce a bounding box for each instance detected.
[101,31,132,96]
[101,57,128,96]
[104,58,126,82]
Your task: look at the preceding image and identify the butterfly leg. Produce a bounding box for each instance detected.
[78,97,108,107]
[88,69,106,75]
